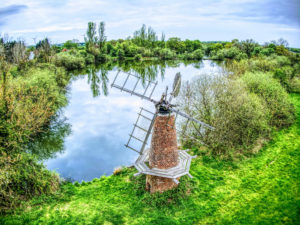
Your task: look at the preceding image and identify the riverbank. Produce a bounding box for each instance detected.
[1,94,298,224]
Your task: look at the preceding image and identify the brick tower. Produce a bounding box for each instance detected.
[146,111,179,193]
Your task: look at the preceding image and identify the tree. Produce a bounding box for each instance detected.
[84,22,97,51]
[132,24,157,48]
[63,40,78,49]
[277,38,289,48]
[161,32,165,42]
[166,37,185,54]
[35,38,52,62]
[98,21,106,52]
[241,39,257,58]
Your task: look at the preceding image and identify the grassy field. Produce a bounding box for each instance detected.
[1,94,299,225]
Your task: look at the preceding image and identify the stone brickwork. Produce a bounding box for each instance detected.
[146,113,179,193]
[149,114,178,168]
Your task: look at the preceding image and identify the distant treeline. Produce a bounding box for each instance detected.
[1,22,299,71]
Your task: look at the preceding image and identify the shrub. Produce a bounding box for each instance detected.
[271,55,291,67]
[153,47,161,57]
[54,52,85,70]
[211,50,225,60]
[182,52,195,60]
[192,49,204,59]
[0,68,68,153]
[248,58,277,72]
[0,152,59,213]
[273,66,294,91]
[177,75,269,156]
[235,52,248,61]
[85,53,95,64]
[242,72,295,128]
[159,48,176,60]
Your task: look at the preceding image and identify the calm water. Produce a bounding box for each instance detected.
[33,60,223,182]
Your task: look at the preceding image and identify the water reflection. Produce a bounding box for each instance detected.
[32,60,223,182]
[87,65,109,97]
[27,116,71,160]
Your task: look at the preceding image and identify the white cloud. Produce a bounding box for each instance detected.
[1,0,299,46]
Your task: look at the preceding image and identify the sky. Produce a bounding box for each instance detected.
[0,0,299,47]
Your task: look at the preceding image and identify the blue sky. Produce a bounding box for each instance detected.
[0,0,299,47]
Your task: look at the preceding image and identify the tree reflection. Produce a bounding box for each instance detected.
[84,59,205,98]
[87,64,110,97]
[26,115,71,160]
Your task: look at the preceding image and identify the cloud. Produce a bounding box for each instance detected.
[223,0,300,26]
[0,4,27,30]
[0,0,299,47]
[0,4,27,17]
[0,4,27,26]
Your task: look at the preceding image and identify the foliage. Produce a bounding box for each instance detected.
[242,72,295,128]
[159,48,176,60]
[178,75,270,156]
[84,22,97,52]
[54,51,85,70]
[132,24,158,48]
[35,38,52,63]
[0,67,68,153]
[166,38,186,54]
[0,152,59,213]
[0,37,28,64]
[62,40,79,50]
[98,21,106,52]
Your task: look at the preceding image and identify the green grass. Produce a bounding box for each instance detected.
[1,94,299,225]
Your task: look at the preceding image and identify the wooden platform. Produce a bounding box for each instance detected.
[134,149,196,184]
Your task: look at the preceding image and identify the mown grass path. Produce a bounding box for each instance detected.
[1,94,299,225]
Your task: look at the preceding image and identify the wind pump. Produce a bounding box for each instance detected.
[111,71,214,193]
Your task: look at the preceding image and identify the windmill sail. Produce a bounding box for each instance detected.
[111,71,158,104]
[170,108,214,130]
[172,72,181,97]
[125,107,156,154]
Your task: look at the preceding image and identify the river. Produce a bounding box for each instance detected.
[32,60,223,182]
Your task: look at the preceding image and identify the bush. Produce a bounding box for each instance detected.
[54,52,85,70]
[211,50,225,60]
[160,48,176,60]
[235,52,248,61]
[242,72,295,128]
[0,68,68,153]
[85,53,95,64]
[192,49,204,59]
[260,47,275,56]
[177,75,270,156]
[0,152,59,213]
[273,66,294,91]
[271,55,291,67]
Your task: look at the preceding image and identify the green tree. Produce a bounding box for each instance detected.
[166,37,185,54]
[98,21,106,52]
[35,38,52,62]
[84,22,97,52]
[241,39,257,58]
[63,40,78,49]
